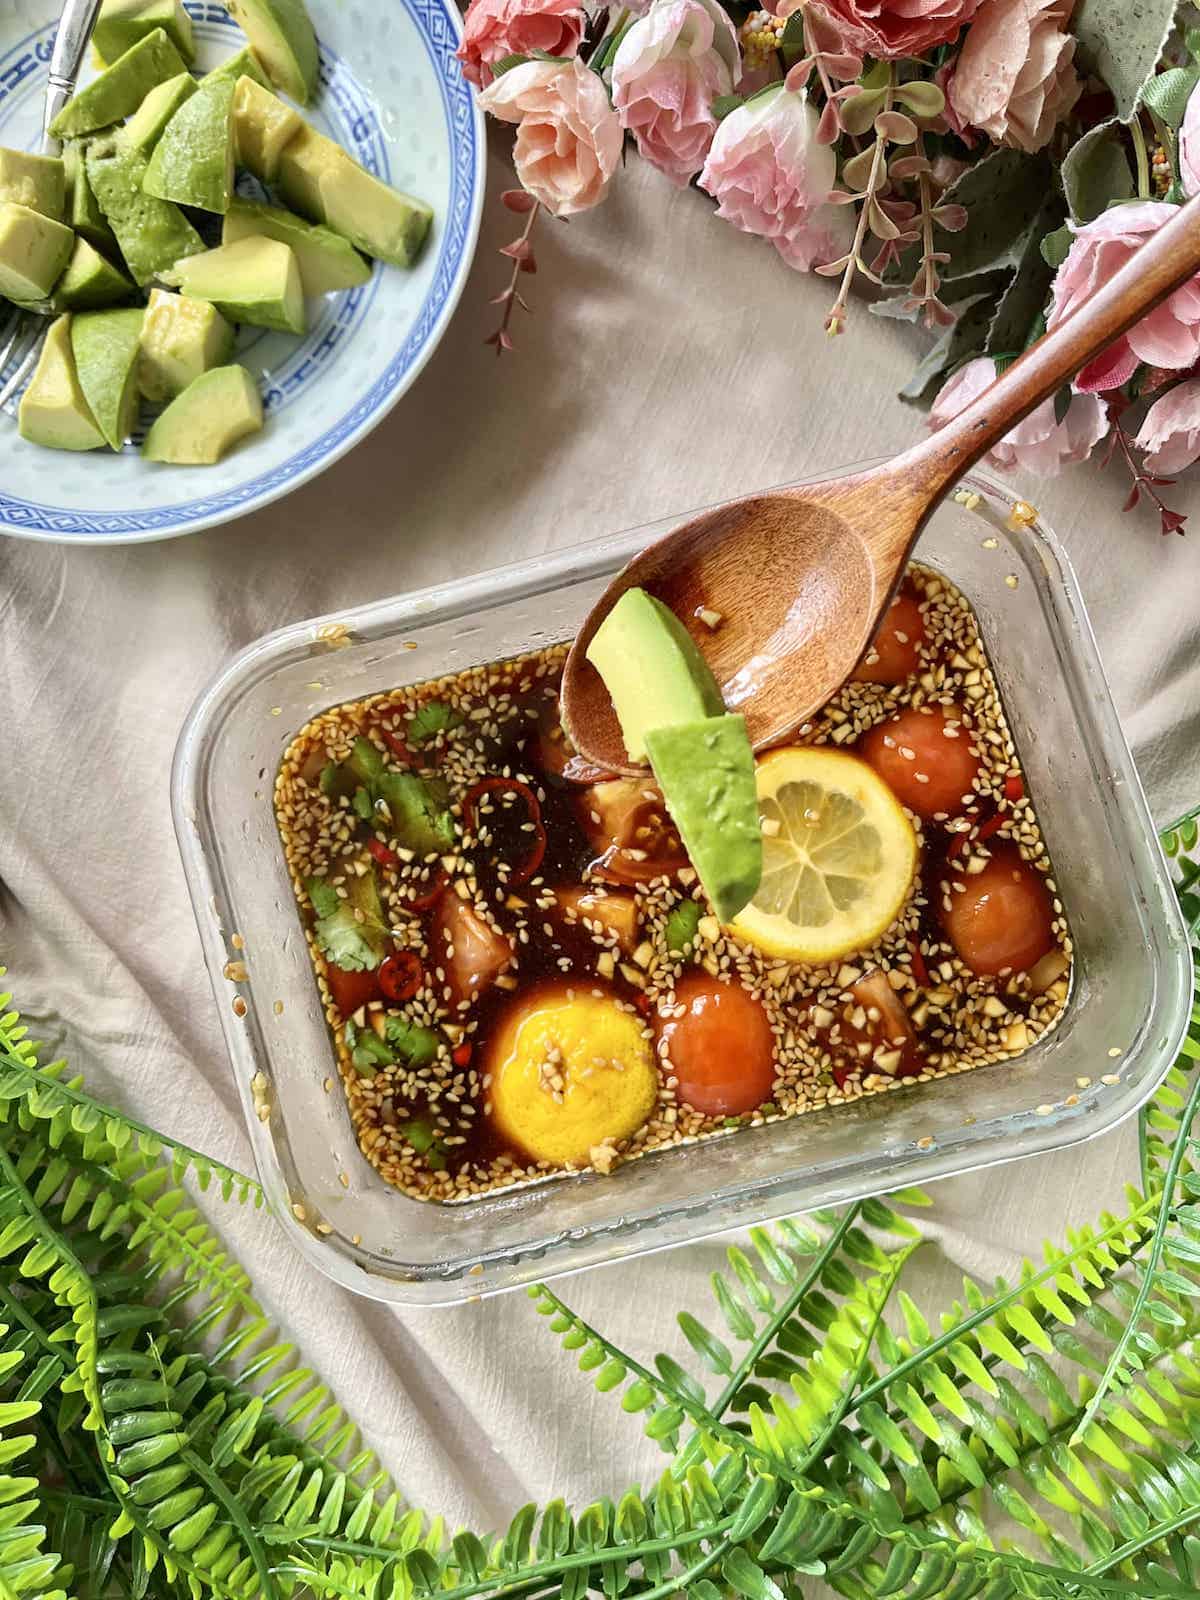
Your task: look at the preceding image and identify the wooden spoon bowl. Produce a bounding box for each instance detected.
[563,196,1200,777]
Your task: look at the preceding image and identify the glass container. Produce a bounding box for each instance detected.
[172,471,1194,1306]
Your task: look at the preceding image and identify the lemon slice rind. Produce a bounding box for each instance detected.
[730,747,917,965]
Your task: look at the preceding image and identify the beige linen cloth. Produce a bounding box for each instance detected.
[2,142,1199,1543]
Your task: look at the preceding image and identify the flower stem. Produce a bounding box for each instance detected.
[1131,114,1151,199]
[487,202,541,356]
[590,8,630,72]
[826,64,894,335]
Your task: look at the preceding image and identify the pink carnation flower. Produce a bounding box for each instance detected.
[1047,202,1200,392]
[457,0,585,89]
[1134,378,1200,473]
[928,356,1109,476]
[699,86,845,271]
[478,58,623,216]
[947,0,1081,154]
[612,0,740,187]
[1179,80,1200,197]
[806,0,984,59]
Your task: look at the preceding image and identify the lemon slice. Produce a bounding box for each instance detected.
[731,748,917,964]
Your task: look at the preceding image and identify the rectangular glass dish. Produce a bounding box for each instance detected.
[172,471,1194,1306]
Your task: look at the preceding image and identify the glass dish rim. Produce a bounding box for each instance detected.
[172,466,1195,1306]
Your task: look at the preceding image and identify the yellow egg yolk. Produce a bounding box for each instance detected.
[488,985,657,1166]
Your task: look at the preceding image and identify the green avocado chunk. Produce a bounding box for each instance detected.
[204,46,271,90]
[224,0,320,104]
[139,287,236,402]
[585,587,725,765]
[0,148,66,220]
[94,0,195,64]
[231,77,302,181]
[119,72,198,156]
[70,306,146,451]
[86,142,204,286]
[0,203,74,302]
[278,124,433,267]
[50,29,188,139]
[143,77,237,213]
[18,315,107,452]
[64,141,116,250]
[143,365,264,465]
[165,237,306,334]
[223,199,370,295]
[55,236,134,309]
[644,715,762,924]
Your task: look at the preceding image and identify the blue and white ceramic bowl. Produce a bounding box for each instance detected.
[0,0,485,543]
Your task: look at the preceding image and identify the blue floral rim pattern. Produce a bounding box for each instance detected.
[0,0,483,541]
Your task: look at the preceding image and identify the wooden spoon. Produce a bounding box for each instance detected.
[562,196,1200,777]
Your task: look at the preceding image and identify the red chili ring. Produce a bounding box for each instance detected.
[379,951,424,1003]
[368,837,400,870]
[1004,773,1025,803]
[463,777,547,888]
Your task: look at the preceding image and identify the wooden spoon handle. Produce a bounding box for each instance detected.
[892,195,1200,503]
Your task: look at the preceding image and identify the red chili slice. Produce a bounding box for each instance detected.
[909,941,930,987]
[368,837,400,870]
[1004,773,1025,803]
[976,811,1008,844]
[382,730,418,766]
[379,951,424,1003]
[452,1043,473,1068]
[463,777,547,888]
[406,867,449,913]
[946,832,968,861]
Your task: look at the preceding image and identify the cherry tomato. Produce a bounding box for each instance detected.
[433,894,515,1008]
[379,951,424,1003]
[323,965,383,1018]
[657,974,776,1116]
[578,779,688,885]
[942,845,1055,976]
[859,703,982,819]
[852,589,926,684]
[811,970,923,1086]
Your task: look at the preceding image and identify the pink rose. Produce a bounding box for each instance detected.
[1134,378,1200,472]
[1179,80,1200,197]
[612,0,740,186]
[478,59,623,216]
[947,0,1080,155]
[457,0,585,89]
[807,0,983,59]
[1047,202,1200,392]
[699,86,846,270]
[928,356,1109,476]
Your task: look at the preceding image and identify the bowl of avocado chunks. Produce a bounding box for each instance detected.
[0,0,484,541]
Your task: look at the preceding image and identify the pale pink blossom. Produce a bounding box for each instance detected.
[1047,202,1200,392]
[928,356,1109,476]
[947,0,1080,154]
[1179,80,1200,197]
[456,0,585,89]
[1134,378,1200,473]
[611,0,740,185]
[478,59,623,216]
[805,0,984,59]
[699,86,846,270]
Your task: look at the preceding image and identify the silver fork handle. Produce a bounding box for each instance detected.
[42,0,105,151]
